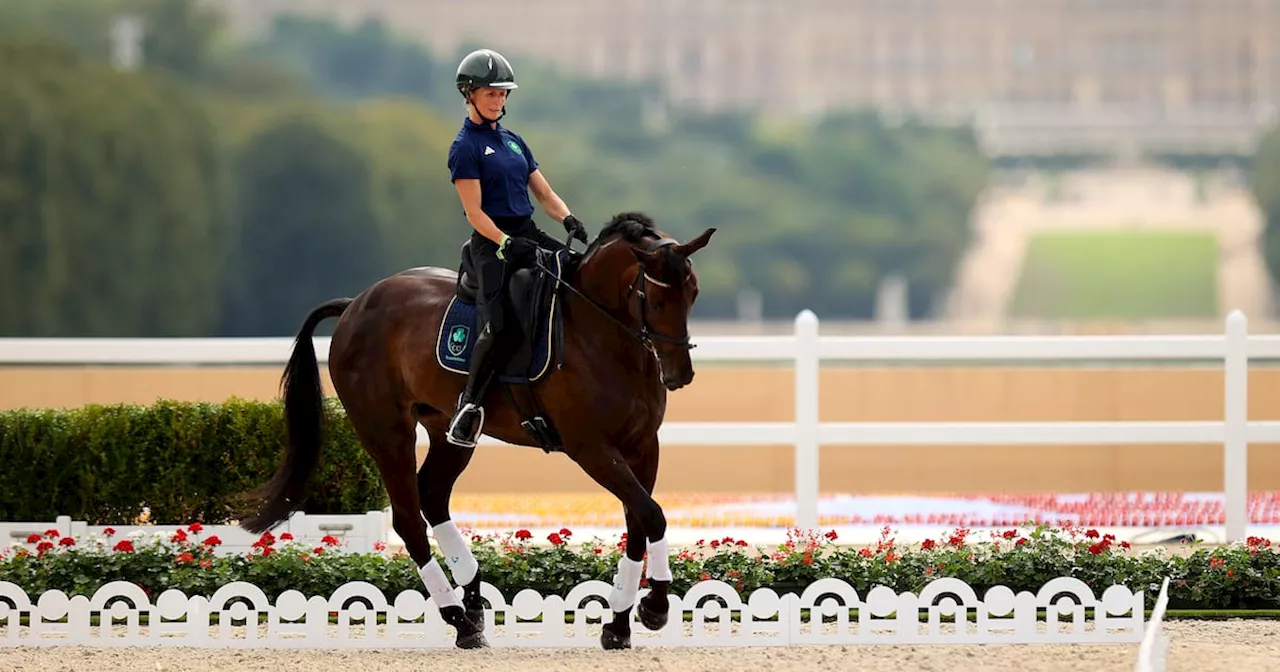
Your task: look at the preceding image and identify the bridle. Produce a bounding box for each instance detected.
[533,233,695,362]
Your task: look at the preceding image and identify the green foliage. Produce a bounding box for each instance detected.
[5,524,1279,613]
[0,35,229,336]
[217,112,389,336]
[0,3,993,337]
[1010,231,1220,319]
[1251,125,1280,290]
[0,398,387,524]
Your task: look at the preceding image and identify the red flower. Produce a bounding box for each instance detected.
[824,530,838,541]
[199,559,212,569]
[558,528,572,538]
[1001,529,1018,540]
[35,541,53,554]
[736,540,748,547]
[171,529,188,544]
[187,522,203,534]
[314,547,325,554]
[1085,529,1100,539]
[280,532,294,541]
[514,529,532,541]
[373,540,387,551]
[25,533,40,544]
[858,547,873,558]
[102,527,116,537]
[44,528,60,539]
[547,533,564,546]
[1015,538,1029,547]
[174,551,194,564]
[113,540,135,553]
[920,539,937,551]
[202,536,222,547]
[710,540,720,549]
[1088,543,1104,555]
[261,546,275,557]
[58,537,75,547]
[321,535,340,547]
[1210,556,1226,568]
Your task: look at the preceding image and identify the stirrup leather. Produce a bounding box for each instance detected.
[447,402,485,448]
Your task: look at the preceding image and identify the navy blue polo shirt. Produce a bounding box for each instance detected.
[447,117,539,221]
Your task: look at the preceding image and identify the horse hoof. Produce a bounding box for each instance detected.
[600,623,632,650]
[456,630,489,649]
[638,596,669,631]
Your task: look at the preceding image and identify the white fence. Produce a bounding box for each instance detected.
[3,310,1280,540]
[0,575,1153,649]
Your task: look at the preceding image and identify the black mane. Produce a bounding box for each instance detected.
[582,212,688,284]
[591,212,660,248]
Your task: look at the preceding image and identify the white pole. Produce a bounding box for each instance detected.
[1224,310,1248,543]
[794,310,820,531]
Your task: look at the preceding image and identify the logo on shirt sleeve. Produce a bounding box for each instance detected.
[483,146,495,156]
[505,140,523,155]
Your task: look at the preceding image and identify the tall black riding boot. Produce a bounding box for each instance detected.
[447,323,502,448]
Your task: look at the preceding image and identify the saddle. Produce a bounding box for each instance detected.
[435,240,577,452]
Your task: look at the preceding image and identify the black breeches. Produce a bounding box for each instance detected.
[468,217,564,335]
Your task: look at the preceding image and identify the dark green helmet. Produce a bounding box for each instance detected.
[455,49,518,96]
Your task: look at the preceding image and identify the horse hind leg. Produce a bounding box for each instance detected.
[350,406,487,649]
[417,421,486,630]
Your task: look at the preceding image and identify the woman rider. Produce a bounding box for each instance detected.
[445,48,589,448]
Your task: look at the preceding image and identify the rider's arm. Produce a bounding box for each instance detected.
[528,169,572,224]
[454,179,506,245]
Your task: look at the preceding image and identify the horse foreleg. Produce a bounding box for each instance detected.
[418,426,485,629]
[569,443,670,650]
[630,446,672,633]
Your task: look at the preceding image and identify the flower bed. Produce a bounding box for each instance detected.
[3,522,1277,611]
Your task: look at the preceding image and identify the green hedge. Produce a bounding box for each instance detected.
[0,398,387,524]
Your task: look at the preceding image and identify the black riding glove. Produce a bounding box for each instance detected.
[498,235,537,264]
[562,214,589,245]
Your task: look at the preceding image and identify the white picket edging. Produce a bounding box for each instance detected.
[0,576,1155,649]
[4,311,1280,539]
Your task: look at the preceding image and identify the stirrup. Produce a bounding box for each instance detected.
[447,403,485,448]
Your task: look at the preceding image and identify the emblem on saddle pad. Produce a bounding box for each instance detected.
[447,325,469,359]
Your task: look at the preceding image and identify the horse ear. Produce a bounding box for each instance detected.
[674,227,716,257]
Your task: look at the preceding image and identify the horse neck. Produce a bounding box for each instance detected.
[567,238,653,365]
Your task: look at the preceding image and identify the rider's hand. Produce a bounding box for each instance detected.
[562,214,589,245]
[498,235,537,264]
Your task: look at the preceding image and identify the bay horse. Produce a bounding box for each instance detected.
[236,212,715,650]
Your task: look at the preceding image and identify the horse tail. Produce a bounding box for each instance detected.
[238,297,352,535]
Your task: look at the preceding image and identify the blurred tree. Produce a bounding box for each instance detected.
[1251,125,1280,292]
[0,36,228,336]
[217,113,388,336]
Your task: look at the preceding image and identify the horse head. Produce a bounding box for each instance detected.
[575,212,716,391]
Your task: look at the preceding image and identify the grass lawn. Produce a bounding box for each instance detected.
[1010,230,1218,319]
